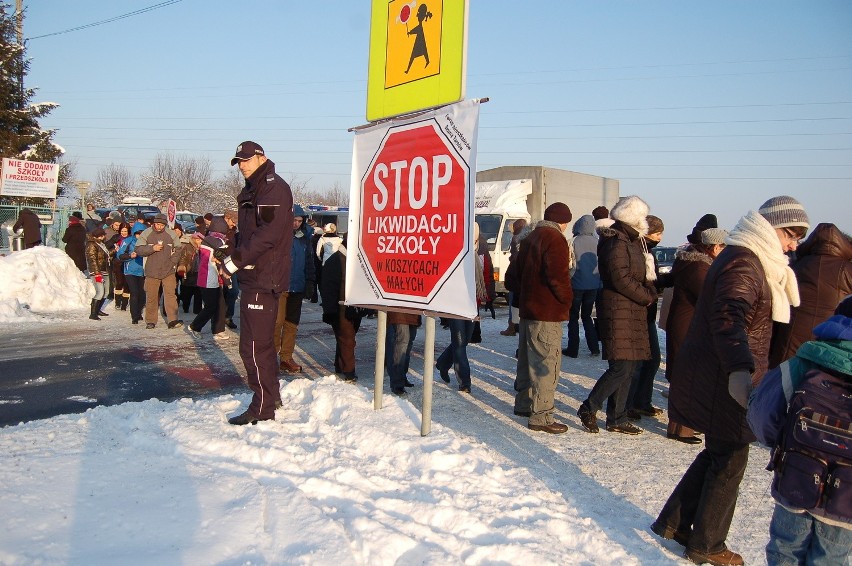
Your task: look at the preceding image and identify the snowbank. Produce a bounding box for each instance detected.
[0,246,92,318]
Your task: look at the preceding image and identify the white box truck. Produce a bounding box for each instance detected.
[475,166,620,296]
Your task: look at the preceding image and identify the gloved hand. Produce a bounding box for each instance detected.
[94,273,103,283]
[212,248,228,262]
[728,370,752,409]
[304,281,316,302]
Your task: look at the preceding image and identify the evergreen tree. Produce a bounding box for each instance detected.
[0,3,65,204]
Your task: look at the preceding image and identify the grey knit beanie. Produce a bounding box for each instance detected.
[701,228,728,245]
[758,196,810,230]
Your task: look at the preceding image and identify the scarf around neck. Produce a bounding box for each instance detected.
[725,210,800,323]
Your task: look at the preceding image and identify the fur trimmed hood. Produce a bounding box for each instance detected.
[610,195,650,236]
[675,245,713,266]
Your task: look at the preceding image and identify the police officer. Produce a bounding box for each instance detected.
[221,141,294,425]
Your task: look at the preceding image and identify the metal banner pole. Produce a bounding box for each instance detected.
[373,310,387,410]
[420,315,436,436]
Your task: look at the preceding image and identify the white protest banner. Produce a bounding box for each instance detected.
[0,158,60,199]
[346,98,480,319]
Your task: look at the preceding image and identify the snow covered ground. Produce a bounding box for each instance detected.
[0,247,777,565]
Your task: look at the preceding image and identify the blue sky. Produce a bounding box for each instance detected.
[21,1,852,244]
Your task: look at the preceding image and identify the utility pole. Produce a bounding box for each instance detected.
[15,0,24,107]
[15,0,22,45]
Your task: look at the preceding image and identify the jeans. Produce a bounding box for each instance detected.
[584,359,640,426]
[91,274,110,301]
[766,504,852,566]
[386,323,418,389]
[514,319,563,425]
[436,319,474,389]
[654,436,750,554]
[627,316,661,411]
[124,274,146,322]
[566,288,600,357]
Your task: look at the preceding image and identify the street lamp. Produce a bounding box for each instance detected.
[75,181,91,211]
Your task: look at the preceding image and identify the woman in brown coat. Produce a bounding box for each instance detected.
[663,225,728,444]
[85,228,112,320]
[768,222,852,368]
[652,196,809,566]
[577,196,657,435]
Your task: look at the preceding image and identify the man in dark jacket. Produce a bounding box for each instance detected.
[652,196,810,566]
[12,208,42,248]
[222,141,294,425]
[507,202,573,434]
[274,205,316,374]
[62,212,87,271]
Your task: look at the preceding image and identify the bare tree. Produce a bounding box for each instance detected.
[286,174,313,205]
[204,168,243,213]
[91,163,136,206]
[140,154,213,211]
[324,181,350,207]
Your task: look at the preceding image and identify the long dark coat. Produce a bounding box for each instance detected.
[62,220,87,271]
[664,247,713,382]
[596,221,656,361]
[768,222,852,368]
[668,245,773,443]
[12,209,42,248]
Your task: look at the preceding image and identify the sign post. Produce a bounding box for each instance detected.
[348,99,481,435]
[358,0,474,435]
[75,181,91,211]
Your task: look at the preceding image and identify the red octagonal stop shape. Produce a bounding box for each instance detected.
[359,120,470,301]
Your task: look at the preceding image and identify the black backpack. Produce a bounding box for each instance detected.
[770,363,852,522]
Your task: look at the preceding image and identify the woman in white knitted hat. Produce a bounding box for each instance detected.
[577,195,658,436]
[652,195,809,566]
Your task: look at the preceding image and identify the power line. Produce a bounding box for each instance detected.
[36,101,852,121]
[26,1,183,40]
[42,116,852,132]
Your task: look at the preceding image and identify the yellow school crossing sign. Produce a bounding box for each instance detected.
[367,0,468,122]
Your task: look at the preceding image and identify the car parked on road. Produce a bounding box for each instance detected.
[175,211,199,234]
[653,246,678,274]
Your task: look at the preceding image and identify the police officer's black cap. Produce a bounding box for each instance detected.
[230,141,265,166]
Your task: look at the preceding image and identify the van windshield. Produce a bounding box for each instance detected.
[475,214,502,252]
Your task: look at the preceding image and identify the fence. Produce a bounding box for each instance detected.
[0,204,75,252]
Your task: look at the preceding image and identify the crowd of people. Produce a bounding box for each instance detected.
[501,194,850,566]
[46,141,852,565]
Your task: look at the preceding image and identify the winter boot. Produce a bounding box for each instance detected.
[89,299,101,321]
[121,293,130,311]
[97,299,109,316]
[114,289,123,309]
